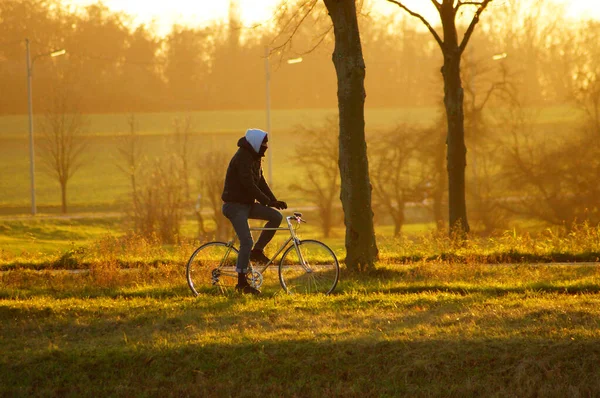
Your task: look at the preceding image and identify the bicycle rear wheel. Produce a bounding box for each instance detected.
[186,242,238,296]
[279,239,339,295]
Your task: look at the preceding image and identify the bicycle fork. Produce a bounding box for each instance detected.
[291,238,313,273]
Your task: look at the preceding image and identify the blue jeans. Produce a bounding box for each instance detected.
[222,202,283,273]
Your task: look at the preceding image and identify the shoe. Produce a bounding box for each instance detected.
[250,249,270,264]
[235,283,261,295]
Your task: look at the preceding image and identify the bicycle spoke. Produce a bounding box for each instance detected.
[279,240,339,295]
[186,242,238,296]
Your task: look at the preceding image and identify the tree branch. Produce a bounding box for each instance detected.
[458,0,493,54]
[479,81,506,109]
[385,0,444,50]
[270,0,319,54]
[455,1,486,11]
[294,25,333,59]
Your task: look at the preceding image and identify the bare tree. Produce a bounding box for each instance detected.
[38,89,88,214]
[571,21,600,135]
[491,0,565,105]
[172,115,193,202]
[197,150,232,241]
[116,114,144,230]
[465,140,510,234]
[369,125,421,236]
[134,156,187,243]
[416,119,448,229]
[498,23,600,227]
[462,50,513,233]
[194,194,207,239]
[500,107,600,227]
[385,0,495,236]
[116,116,187,243]
[290,117,340,238]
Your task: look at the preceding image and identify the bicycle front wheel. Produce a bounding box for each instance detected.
[186,241,238,296]
[279,239,339,295]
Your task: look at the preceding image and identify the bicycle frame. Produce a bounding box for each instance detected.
[224,214,308,275]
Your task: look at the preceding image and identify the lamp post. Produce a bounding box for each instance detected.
[264,46,272,185]
[25,38,66,216]
[264,46,303,186]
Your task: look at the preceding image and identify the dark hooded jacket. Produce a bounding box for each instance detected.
[221,137,277,205]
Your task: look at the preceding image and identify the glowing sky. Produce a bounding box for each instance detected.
[61,0,600,36]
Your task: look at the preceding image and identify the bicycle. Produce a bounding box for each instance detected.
[186,212,340,296]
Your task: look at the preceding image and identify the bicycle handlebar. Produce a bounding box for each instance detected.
[287,212,307,223]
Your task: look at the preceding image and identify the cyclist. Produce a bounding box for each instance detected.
[221,128,287,295]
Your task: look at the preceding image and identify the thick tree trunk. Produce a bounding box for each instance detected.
[324,0,378,271]
[433,131,446,229]
[442,54,469,234]
[440,2,469,235]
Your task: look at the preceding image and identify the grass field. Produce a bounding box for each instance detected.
[0,106,583,213]
[2,214,600,270]
[0,214,429,268]
[1,201,600,396]
[0,106,582,138]
[2,262,600,396]
[2,107,433,212]
[0,108,447,138]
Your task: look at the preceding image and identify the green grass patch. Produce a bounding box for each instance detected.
[2,216,600,271]
[0,216,123,258]
[0,108,439,138]
[2,263,600,396]
[0,106,584,212]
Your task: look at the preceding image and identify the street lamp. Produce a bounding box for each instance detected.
[492,52,508,61]
[25,38,66,216]
[286,57,303,65]
[264,46,303,186]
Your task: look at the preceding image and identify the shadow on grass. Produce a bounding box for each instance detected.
[352,263,600,278]
[3,279,600,301]
[379,251,600,265]
[373,283,600,296]
[337,266,600,296]
[0,285,192,300]
[0,259,180,271]
[2,336,600,397]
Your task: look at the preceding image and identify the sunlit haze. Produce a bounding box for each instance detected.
[61,0,600,36]
[60,0,282,36]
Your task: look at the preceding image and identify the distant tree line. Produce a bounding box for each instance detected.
[1,0,595,115]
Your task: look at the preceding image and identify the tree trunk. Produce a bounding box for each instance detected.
[321,203,332,239]
[323,214,331,239]
[324,0,378,271]
[393,201,405,237]
[432,185,445,229]
[440,3,470,235]
[60,180,67,214]
[433,131,446,229]
[196,211,205,239]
